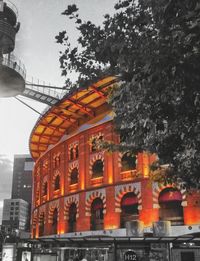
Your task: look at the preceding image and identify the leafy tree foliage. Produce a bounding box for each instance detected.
[56,0,200,188]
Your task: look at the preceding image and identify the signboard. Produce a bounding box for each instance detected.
[124,250,138,261]
[2,244,16,261]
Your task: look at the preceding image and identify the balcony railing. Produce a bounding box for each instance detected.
[5,0,18,17]
[69,183,78,192]
[120,169,138,181]
[1,54,26,79]
[91,176,104,186]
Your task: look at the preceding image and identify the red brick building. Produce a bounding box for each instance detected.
[30,76,200,261]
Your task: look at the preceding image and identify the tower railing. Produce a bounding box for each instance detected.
[1,53,26,78]
[4,0,18,17]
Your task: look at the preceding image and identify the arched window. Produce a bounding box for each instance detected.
[39,213,45,236]
[70,168,78,185]
[43,181,47,196]
[120,192,139,228]
[92,160,103,178]
[52,208,58,234]
[91,198,104,230]
[121,152,136,171]
[158,188,183,225]
[91,138,97,152]
[75,145,79,158]
[70,147,74,161]
[55,155,60,168]
[68,203,77,232]
[54,175,60,190]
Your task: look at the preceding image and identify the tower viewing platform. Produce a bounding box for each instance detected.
[0,0,25,97]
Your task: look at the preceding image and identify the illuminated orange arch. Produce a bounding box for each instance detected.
[39,205,46,224]
[153,183,187,208]
[32,209,38,229]
[48,200,59,223]
[89,152,104,176]
[118,152,137,169]
[52,169,60,180]
[85,190,106,216]
[38,212,45,225]
[68,161,79,173]
[64,196,79,220]
[115,184,142,212]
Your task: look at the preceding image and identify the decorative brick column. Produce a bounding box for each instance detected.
[77,192,90,231]
[139,179,158,226]
[104,186,120,229]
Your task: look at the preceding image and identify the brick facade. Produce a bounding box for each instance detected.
[31,118,200,238]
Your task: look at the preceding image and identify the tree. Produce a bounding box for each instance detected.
[56,0,200,189]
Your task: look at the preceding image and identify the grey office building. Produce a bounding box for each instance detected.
[1,155,34,233]
[11,154,33,204]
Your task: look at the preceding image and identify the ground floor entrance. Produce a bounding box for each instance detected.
[28,236,200,261]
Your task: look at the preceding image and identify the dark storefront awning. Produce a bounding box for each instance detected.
[28,235,200,245]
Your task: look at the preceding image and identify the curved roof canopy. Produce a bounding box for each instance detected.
[29,76,118,160]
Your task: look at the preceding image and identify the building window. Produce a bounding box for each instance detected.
[68,203,77,232]
[39,213,45,237]
[70,168,78,185]
[158,187,183,225]
[90,134,103,153]
[91,198,104,231]
[92,160,103,178]
[121,152,136,171]
[54,175,60,191]
[69,144,79,161]
[43,181,48,196]
[75,145,79,158]
[91,138,97,152]
[70,147,74,161]
[120,192,139,228]
[53,154,61,169]
[52,208,58,234]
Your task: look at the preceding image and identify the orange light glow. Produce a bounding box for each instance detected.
[59,229,65,234]
[107,160,113,184]
[104,225,118,230]
[69,184,78,192]
[80,170,85,190]
[80,180,85,190]
[108,173,113,184]
[61,184,64,195]
[143,152,150,177]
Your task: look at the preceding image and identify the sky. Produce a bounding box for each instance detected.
[0,0,117,221]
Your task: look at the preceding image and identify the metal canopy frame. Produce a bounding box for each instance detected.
[28,235,200,244]
[29,76,118,160]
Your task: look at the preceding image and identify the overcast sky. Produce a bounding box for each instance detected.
[0,0,117,222]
